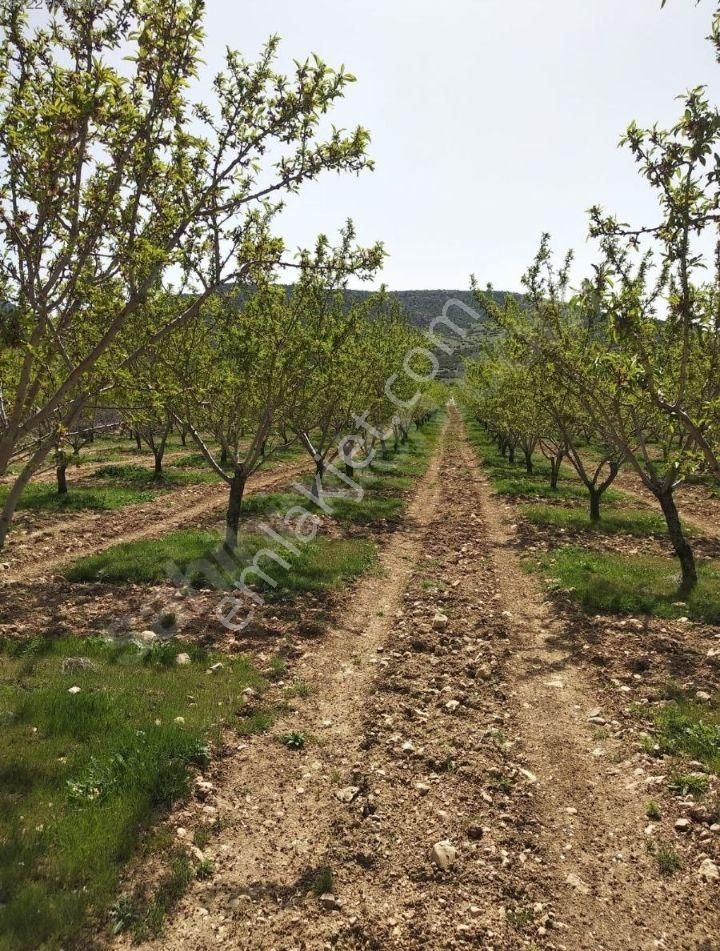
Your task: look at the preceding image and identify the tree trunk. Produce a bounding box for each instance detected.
[589,487,601,522]
[508,444,515,464]
[658,490,698,596]
[524,449,533,474]
[180,428,187,447]
[134,430,142,451]
[56,464,68,496]
[220,446,228,466]
[0,435,55,549]
[153,452,163,480]
[345,462,354,479]
[225,470,247,550]
[549,456,562,491]
[311,458,326,500]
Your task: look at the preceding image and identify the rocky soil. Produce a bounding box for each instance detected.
[108,411,719,951]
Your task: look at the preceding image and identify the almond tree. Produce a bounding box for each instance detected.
[589,82,720,484]
[0,0,376,549]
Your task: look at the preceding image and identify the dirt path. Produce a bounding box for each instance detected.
[2,461,310,584]
[465,425,718,950]
[115,412,718,950]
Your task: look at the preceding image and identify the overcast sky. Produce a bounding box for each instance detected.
[202,0,719,292]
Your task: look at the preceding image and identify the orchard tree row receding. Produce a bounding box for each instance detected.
[462,7,720,597]
[0,0,439,552]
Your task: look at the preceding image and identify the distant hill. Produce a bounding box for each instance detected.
[345,287,517,378]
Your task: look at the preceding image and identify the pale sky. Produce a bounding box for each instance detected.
[202,0,719,292]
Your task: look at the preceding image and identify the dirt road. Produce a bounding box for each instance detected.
[116,411,719,950]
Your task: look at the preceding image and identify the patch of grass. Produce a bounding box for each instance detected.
[328,495,404,525]
[0,636,264,950]
[656,845,681,876]
[65,529,223,584]
[237,708,277,736]
[66,523,376,597]
[522,504,672,538]
[94,463,220,487]
[309,865,334,896]
[0,481,157,514]
[267,657,286,681]
[651,696,720,775]
[645,800,662,820]
[533,546,720,624]
[281,731,306,751]
[240,491,309,518]
[668,771,710,797]
[130,852,194,942]
[286,680,311,699]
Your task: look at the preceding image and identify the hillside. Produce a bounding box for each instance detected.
[347,287,514,377]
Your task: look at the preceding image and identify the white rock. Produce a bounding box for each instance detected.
[519,768,538,784]
[445,700,460,713]
[430,839,457,871]
[67,685,81,695]
[699,858,719,882]
[174,716,185,724]
[175,653,191,666]
[566,872,590,895]
[206,662,224,674]
[696,691,712,702]
[432,613,449,630]
[136,630,157,646]
[335,786,360,804]
[674,818,691,832]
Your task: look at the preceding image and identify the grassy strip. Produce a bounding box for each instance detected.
[65,530,377,595]
[0,636,265,950]
[521,504,674,538]
[0,482,158,514]
[531,545,720,623]
[94,463,220,487]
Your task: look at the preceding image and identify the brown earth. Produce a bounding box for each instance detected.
[110,410,719,951]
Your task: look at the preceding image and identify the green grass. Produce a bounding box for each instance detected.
[522,504,672,538]
[533,546,720,623]
[327,495,405,525]
[655,845,681,876]
[650,695,720,775]
[65,528,377,596]
[0,635,265,950]
[0,482,158,514]
[94,463,220,487]
[65,529,223,584]
[240,492,309,518]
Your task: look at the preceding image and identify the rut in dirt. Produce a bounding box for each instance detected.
[116,411,719,951]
